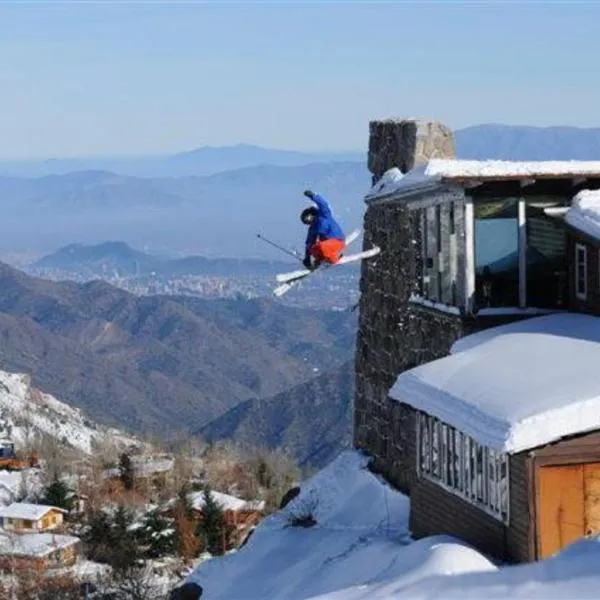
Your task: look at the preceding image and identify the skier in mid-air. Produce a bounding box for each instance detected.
[300,189,346,270]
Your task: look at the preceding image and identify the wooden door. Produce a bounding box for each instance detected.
[537,464,584,559]
[537,462,600,559]
[584,463,600,536]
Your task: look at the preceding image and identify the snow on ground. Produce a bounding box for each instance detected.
[391,313,600,453]
[186,451,494,599]
[367,160,600,199]
[565,189,600,240]
[0,369,138,456]
[186,449,600,599]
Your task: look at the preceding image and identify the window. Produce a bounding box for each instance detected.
[416,412,510,524]
[474,199,518,308]
[575,243,588,300]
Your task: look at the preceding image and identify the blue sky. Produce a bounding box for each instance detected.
[1,0,599,159]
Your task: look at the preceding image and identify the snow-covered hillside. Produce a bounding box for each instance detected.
[0,369,136,455]
[186,450,600,599]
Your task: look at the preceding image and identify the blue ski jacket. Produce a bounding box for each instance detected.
[305,193,345,251]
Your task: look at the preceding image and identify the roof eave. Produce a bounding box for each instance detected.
[364,179,445,204]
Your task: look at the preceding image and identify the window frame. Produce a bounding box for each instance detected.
[416,411,510,525]
[575,243,588,300]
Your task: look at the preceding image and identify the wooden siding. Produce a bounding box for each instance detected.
[533,430,600,465]
[409,478,505,560]
[505,452,532,563]
[566,229,600,315]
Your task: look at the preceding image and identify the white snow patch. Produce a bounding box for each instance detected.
[370,167,405,195]
[392,312,600,453]
[189,490,261,513]
[0,369,138,457]
[409,295,461,315]
[367,159,600,199]
[186,451,413,598]
[184,449,600,599]
[565,189,600,241]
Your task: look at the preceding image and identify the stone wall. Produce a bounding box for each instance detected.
[367,119,455,184]
[353,196,472,494]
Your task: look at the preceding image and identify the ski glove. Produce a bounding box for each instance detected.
[303,189,315,199]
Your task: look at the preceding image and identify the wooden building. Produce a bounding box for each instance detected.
[0,503,67,533]
[353,118,600,564]
[0,532,80,574]
[389,312,600,562]
[188,490,265,550]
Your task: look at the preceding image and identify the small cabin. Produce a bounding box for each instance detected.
[0,532,80,573]
[0,503,67,534]
[389,312,600,562]
[188,490,265,550]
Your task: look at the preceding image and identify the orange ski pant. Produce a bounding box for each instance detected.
[309,238,346,264]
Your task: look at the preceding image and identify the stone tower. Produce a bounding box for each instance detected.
[367,119,455,183]
[353,118,458,493]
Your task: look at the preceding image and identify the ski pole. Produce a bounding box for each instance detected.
[256,234,303,262]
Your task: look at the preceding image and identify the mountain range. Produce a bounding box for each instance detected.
[2,125,600,258]
[200,360,353,468]
[2,124,600,468]
[34,240,296,277]
[0,260,356,441]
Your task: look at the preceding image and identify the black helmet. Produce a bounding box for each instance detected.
[300,206,318,225]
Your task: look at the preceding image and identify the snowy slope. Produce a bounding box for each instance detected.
[186,450,600,600]
[0,369,137,455]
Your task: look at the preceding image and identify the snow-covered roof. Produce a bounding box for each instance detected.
[0,532,79,558]
[367,159,600,200]
[390,313,600,453]
[0,502,66,521]
[565,189,600,241]
[189,490,264,513]
[133,456,175,475]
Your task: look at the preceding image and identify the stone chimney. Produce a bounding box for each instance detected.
[367,119,456,185]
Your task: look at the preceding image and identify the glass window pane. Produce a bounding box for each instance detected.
[526,200,568,308]
[474,199,518,308]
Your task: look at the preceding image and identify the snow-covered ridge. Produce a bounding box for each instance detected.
[0,369,136,455]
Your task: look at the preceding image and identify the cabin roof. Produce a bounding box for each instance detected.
[0,532,79,558]
[390,313,600,454]
[564,189,600,241]
[367,160,600,200]
[0,502,67,521]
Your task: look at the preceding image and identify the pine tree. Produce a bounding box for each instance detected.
[110,504,140,572]
[119,452,135,491]
[138,507,176,559]
[41,474,74,511]
[197,488,225,555]
[84,510,113,563]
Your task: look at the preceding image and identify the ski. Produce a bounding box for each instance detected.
[272,246,381,297]
[275,228,361,283]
